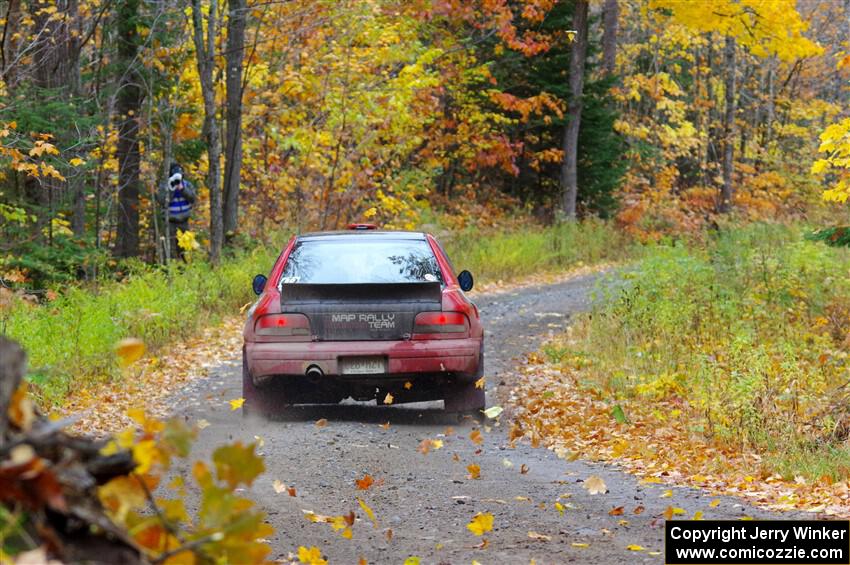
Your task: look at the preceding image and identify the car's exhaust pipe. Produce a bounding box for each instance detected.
[305,365,324,381]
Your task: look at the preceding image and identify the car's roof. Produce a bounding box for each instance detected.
[297,230,427,242]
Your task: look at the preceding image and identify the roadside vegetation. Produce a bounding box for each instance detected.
[519,223,850,484]
[2,220,631,410]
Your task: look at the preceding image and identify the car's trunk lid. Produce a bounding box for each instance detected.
[280,282,442,341]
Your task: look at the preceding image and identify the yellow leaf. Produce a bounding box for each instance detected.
[661,489,673,498]
[626,544,645,551]
[583,475,607,495]
[115,338,145,367]
[69,157,86,166]
[357,497,377,525]
[132,440,158,475]
[297,546,327,565]
[431,439,444,450]
[273,480,286,494]
[693,511,704,520]
[383,392,394,405]
[466,512,494,536]
[555,501,565,515]
[571,542,589,548]
[474,377,485,389]
[228,397,245,410]
[528,531,551,541]
[709,499,721,508]
[483,406,503,419]
[403,558,420,565]
[315,418,328,427]
[404,381,413,390]
[467,463,481,479]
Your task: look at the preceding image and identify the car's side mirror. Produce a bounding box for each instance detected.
[457,270,474,292]
[252,274,267,296]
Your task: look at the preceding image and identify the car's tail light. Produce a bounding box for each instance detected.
[413,311,469,336]
[254,313,311,337]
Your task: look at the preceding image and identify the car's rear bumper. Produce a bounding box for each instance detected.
[245,338,481,381]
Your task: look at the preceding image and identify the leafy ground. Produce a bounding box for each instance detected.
[512,224,850,517]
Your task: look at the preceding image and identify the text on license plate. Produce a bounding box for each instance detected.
[340,356,386,375]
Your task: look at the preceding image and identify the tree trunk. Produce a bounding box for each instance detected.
[602,0,618,76]
[559,0,588,219]
[223,0,246,243]
[718,35,736,214]
[192,0,223,263]
[114,0,143,257]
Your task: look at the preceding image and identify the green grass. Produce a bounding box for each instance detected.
[2,220,633,409]
[565,223,850,480]
[442,219,634,282]
[1,246,280,408]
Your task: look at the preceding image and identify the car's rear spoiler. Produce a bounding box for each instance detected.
[280,282,442,305]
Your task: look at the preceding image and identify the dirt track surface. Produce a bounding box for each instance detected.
[172,272,787,564]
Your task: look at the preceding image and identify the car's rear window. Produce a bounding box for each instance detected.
[281,238,443,284]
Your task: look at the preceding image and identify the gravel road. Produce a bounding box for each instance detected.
[172,272,786,564]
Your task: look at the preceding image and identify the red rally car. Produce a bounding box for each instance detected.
[242,225,484,416]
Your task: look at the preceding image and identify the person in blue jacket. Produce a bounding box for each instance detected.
[157,162,197,261]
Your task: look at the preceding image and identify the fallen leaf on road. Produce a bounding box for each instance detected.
[273,480,286,494]
[663,506,674,520]
[693,511,704,520]
[356,474,374,490]
[467,463,481,479]
[584,475,607,494]
[469,429,483,445]
[571,542,589,548]
[555,502,565,515]
[379,421,390,430]
[196,419,210,430]
[483,406,503,419]
[403,558,419,565]
[357,498,377,525]
[528,531,551,541]
[709,499,721,507]
[383,392,394,405]
[618,519,629,526]
[298,545,327,565]
[475,377,485,389]
[228,397,245,411]
[626,544,645,551]
[467,512,494,536]
[502,458,513,468]
[385,528,393,541]
[608,506,624,516]
[515,496,531,502]
[315,418,328,428]
[254,435,264,448]
[634,505,645,514]
[520,464,529,474]
[404,381,413,390]
[661,489,673,498]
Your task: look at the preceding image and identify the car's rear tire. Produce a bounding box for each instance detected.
[242,356,288,418]
[444,349,485,416]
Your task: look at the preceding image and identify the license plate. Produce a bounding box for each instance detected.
[340,356,386,375]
